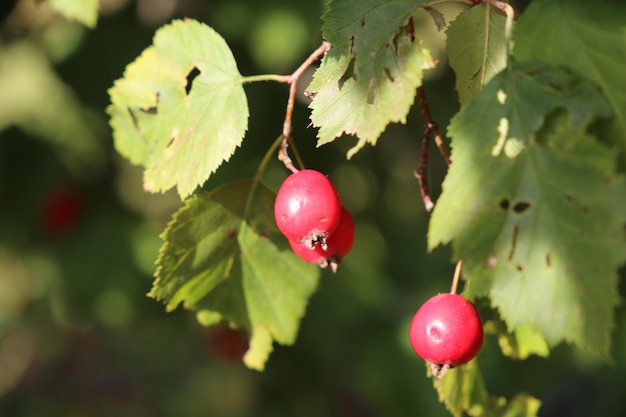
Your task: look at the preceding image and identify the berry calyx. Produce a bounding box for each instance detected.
[274,169,341,249]
[409,293,483,377]
[288,206,355,272]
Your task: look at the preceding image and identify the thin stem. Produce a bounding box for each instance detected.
[278,137,299,174]
[279,41,332,172]
[241,74,290,84]
[414,128,434,212]
[415,86,450,212]
[243,134,284,221]
[450,260,463,295]
[287,135,306,171]
[243,43,331,183]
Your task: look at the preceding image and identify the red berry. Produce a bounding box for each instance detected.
[41,186,83,237]
[409,293,483,370]
[206,325,248,362]
[274,169,341,248]
[289,206,355,272]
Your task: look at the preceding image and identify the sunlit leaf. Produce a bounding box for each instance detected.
[484,320,549,360]
[433,359,540,417]
[500,394,541,417]
[429,62,626,357]
[307,0,434,158]
[446,3,507,105]
[46,0,98,28]
[433,360,495,417]
[151,180,320,370]
[514,0,626,147]
[108,19,248,198]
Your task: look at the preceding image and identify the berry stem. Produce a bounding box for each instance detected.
[278,136,299,174]
[287,135,306,171]
[243,134,285,222]
[241,42,332,174]
[450,259,463,295]
[278,41,332,173]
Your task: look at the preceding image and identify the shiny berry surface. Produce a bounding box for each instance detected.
[274,169,341,247]
[409,293,483,366]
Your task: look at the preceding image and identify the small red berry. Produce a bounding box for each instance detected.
[41,186,83,237]
[289,206,355,272]
[206,324,248,362]
[274,169,341,248]
[409,293,483,373]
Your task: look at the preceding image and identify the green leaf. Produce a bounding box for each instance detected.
[424,6,447,32]
[428,62,626,357]
[433,360,540,417]
[433,360,494,417]
[108,19,248,198]
[150,180,320,370]
[500,394,541,417]
[484,320,549,360]
[514,0,626,147]
[46,0,98,28]
[446,3,507,106]
[307,0,434,158]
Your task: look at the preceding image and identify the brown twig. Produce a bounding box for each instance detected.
[414,86,450,212]
[277,41,332,173]
[415,125,434,211]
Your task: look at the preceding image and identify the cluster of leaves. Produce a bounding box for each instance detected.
[103,0,626,415]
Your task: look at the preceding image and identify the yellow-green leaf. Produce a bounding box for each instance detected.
[108,19,248,198]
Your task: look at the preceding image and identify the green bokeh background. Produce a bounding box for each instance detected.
[1,1,625,416]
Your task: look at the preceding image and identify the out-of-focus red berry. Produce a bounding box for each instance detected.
[206,325,248,362]
[41,186,83,237]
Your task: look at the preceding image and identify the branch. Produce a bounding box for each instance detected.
[277,41,332,173]
[414,86,450,212]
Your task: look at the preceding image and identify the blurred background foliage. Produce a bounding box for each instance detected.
[0,0,625,416]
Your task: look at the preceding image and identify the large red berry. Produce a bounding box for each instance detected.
[274,169,341,248]
[289,206,355,272]
[409,293,483,369]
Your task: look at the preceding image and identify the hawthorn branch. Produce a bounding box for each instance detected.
[414,86,450,212]
[277,41,332,173]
